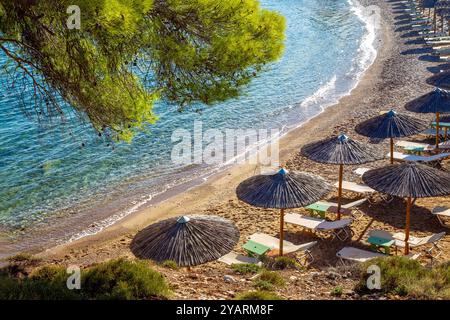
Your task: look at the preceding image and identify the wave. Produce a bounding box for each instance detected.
[293,0,379,125]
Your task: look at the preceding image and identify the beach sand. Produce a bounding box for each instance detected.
[26,0,450,299]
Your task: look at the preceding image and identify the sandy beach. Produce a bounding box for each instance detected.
[25,0,450,299]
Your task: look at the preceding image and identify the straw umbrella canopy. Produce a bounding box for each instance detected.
[300,134,384,220]
[435,0,450,32]
[405,88,450,149]
[362,163,450,255]
[427,71,450,91]
[355,110,428,164]
[130,215,239,267]
[236,168,331,255]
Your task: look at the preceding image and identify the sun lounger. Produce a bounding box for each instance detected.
[248,232,317,264]
[336,246,420,265]
[389,151,450,163]
[424,34,450,41]
[432,207,450,227]
[336,247,386,264]
[430,43,450,50]
[354,167,371,177]
[284,214,353,241]
[395,140,429,149]
[412,25,432,31]
[434,47,450,56]
[393,232,446,260]
[334,181,375,194]
[319,199,368,219]
[335,180,392,203]
[420,128,447,137]
[395,140,450,152]
[218,252,262,266]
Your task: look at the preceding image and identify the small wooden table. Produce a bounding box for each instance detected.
[306,202,353,219]
[243,240,271,257]
[368,236,395,255]
[306,202,329,218]
[404,146,425,155]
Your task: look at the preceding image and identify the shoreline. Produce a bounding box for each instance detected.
[0,0,378,259]
[0,0,375,259]
[36,0,390,262]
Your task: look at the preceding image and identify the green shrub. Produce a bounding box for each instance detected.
[23,265,80,300]
[161,260,179,270]
[355,256,450,299]
[271,256,299,270]
[0,258,170,300]
[235,290,283,300]
[253,280,274,291]
[252,270,285,291]
[0,271,22,300]
[231,263,262,274]
[82,259,170,300]
[2,253,42,277]
[356,256,425,296]
[330,286,343,297]
[258,270,285,286]
[7,253,41,264]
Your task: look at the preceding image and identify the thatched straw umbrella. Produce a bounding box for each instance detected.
[236,168,331,255]
[355,110,427,164]
[362,163,450,255]
[405,88,450,149]
[427,71,450,91]
[130,215,239,267]
[300,134,384,220]
[435,0,450,32]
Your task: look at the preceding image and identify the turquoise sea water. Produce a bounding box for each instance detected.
[0,0,375,256]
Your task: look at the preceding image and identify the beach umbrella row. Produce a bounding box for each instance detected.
[300,134,383,219]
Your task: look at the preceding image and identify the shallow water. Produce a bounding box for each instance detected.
[0,0,376,257]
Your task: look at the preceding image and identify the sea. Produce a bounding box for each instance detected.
[0,0,379,257]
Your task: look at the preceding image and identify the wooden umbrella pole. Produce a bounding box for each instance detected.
[279,208,285,256]
[337,164,344,220]
[436,112,441,149]
[390,138,394,164]
[434,10,437,33]
[405,197,412,255]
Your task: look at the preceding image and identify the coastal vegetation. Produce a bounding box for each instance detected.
[0,258,170,300]
[160,260,179,270]
[231,263,262,275]
[0,0,285,141]
[356,256,450,299]
[253,270,285,291]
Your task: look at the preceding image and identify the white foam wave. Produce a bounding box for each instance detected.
[300,75,338,111]
[297,0,379,118]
